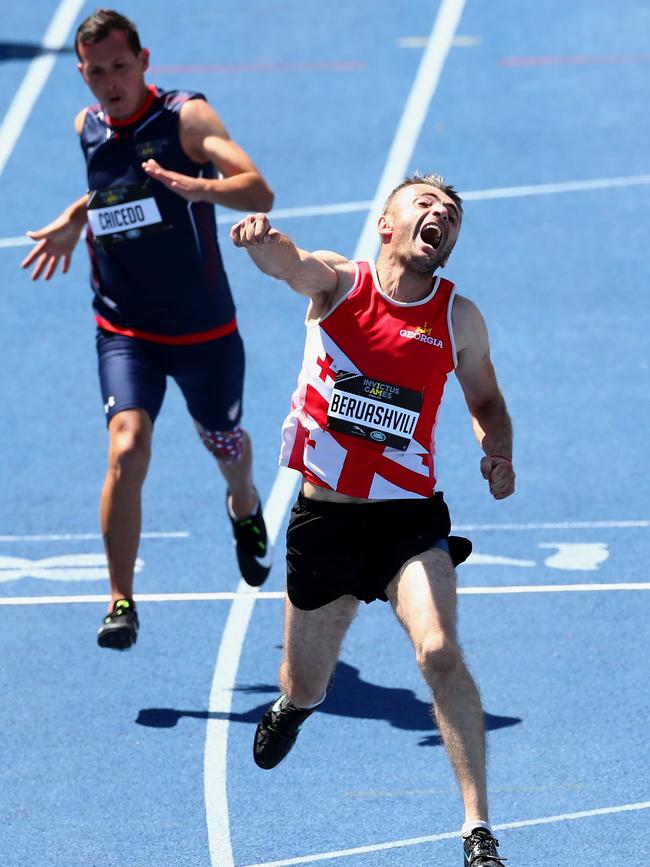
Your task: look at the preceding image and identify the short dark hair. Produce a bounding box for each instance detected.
[75,9,141,59]
[384,173,463,220]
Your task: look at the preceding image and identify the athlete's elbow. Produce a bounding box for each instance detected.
[250,181,274,213]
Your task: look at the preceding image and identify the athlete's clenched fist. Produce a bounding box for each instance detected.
[480,455,516,500]
[230,213,281,247]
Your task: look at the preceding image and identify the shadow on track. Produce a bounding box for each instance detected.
[136,661,521,745]
[0,42,75,62]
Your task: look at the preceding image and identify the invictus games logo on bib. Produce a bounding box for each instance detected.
[363,378,400,400]
[326,371,423,451]
[400,321,444,348]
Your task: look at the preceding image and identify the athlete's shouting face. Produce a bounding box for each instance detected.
[379,183,461,275]
[77,29,150,120]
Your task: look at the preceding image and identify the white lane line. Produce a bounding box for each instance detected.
[0,236,32,249]
[462,174,650,200]
[4,173,650,251]
[0,531,189,542]
[240,800,650,867]
[2,582,647,606]
[1,520,643,542]
[203,466,298,867]
[203,3,468,862]
[459,583,650,594]
[262,174,650,223]
[454,520,648,530]
[355,0,468,261]
[399,35,482,48]
[0,0,86,177]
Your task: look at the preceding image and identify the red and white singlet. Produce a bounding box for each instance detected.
[279,260,458,499]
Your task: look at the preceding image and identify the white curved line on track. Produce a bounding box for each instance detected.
[202,1,469,863]
[203,467,299,867]
[0,531,189,542]
[0,519,645,542]
[4,173,650,252]
[0,0,86,177]
[239,799,650,866]
[1,582,648,606]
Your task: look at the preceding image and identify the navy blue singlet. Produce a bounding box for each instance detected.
[80,86,236,339]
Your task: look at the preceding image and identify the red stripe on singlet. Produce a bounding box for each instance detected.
[95,315,238,345]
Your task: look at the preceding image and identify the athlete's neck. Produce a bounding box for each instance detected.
[375,258,436,303]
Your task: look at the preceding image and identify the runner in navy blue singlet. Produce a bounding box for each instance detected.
[21,10,275,649]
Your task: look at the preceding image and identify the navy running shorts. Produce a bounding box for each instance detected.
[286,491,471,611]
[96,327,245,429]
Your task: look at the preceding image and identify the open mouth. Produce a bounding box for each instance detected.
[420,223,442,249]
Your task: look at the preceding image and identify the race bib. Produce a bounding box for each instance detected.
[87,182,167,245]
[326,371,422,451]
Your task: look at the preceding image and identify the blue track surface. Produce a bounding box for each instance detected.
[1,2,648,865]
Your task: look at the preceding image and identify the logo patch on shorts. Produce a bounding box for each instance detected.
[227,401,241,421]
[104,395,116,414]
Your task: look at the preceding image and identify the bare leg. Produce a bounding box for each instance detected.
[280,595,360,707]
[100,409,152,608]
[385,548,489,826]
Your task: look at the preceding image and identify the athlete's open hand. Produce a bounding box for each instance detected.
[230,214,281,247]
[142,158,207,202]
[21,213,83,281]
[480,455,516,500]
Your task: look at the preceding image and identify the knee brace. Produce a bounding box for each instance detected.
[197,425,244,463]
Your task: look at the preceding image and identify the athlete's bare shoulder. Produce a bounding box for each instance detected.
[74,108,88,135]
[306,252,357,322]
[451,293,489,353]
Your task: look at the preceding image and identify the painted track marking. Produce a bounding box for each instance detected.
[202,1,468,862]
[4,172,650,251]
[239,800,650,867]
[0,583,648,606]
[0,531,189,542]
[0,520,645,540]
[0,0,87,177]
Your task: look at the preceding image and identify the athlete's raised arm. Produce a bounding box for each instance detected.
[142,98,273,212]
[452,294,516,500]
[230,213,355,310]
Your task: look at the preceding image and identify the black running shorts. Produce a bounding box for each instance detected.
[286,491,471,611]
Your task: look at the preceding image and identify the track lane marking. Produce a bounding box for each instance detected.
[2,582,647,606]
[0,519,645,541]
[0,531,189,542]
[202,1,469,862]
[4,173,650,251]
[203,467,298,867]
[240,800,650,867]
[0,0,86,177]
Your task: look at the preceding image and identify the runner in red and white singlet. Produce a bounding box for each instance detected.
[231,174,516,867]
[280,258,457,499]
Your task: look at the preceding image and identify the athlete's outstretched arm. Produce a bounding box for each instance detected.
[142,99,273,212]
[21,194,88,281]
[452,294,515,500]
[230,213,350,300]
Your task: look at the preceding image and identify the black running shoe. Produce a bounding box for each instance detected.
[253,695,313,769]
[463,828,507,866]
[97,598,139,650]
[228,493,272,587]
